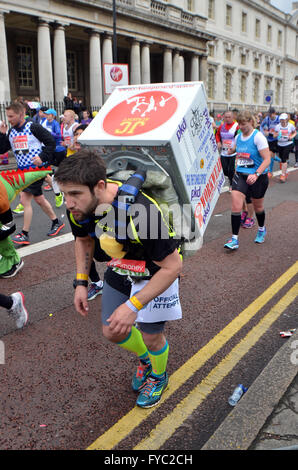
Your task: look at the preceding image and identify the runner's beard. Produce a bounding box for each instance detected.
[73,195,100,220]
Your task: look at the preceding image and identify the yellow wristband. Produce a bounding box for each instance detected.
[76,273,89,281]
[129,295,143,311]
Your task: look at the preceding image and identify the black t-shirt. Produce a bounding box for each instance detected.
[67,188,179,286]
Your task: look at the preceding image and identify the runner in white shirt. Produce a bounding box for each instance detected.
[61,110,79,155]
[274,113,296,183]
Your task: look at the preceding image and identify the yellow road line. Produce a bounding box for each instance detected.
[87,261,298,450]
[135,282,298,450]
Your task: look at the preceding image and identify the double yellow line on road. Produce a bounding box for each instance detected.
[87,261,298,450]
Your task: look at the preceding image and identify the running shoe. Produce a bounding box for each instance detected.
[240,211,248,226]
[87,281,104,301]
[267,172,272,179]
[55,193,64,208]
[47,220,65,236]
[242,217,255,229]
[8,292,28,329]
[11,232,30,245]
[294,162,298,168]
[224,237,239,250]
[0,259,24,278]
[12,203,24,215]
[254,228,267,244]
[43,184,53,191]
[132,358,152,392]
[136,373,168,408]
[279,175,286,183]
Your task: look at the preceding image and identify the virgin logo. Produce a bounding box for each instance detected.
[103,91,178,136]
[110,67,123,82]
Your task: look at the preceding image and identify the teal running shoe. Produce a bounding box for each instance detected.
[254,228,267,244]
[132,359,152,392]
[224,237,239,250]
[136,373,168,408]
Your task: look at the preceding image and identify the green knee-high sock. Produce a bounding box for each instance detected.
[148,341,169,379]
[117,326,149,360]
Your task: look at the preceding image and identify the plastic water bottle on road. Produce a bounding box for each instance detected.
[228,384,247,406]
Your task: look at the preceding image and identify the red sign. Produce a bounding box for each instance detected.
[110,66,123,82]
[103,91,178,137]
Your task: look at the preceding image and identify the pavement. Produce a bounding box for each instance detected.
[1,150,298,451]
[202,329,298,450]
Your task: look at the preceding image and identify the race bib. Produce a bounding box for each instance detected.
[280,129,289,141]
[237,152,254,167]
[13,135,29,151]
[130,278,182,323]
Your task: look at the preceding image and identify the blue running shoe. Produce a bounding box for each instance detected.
[254,228,266,244]
[87,281,104,301]
[132,358,152,392]
[136,373,168,408]
[224,237,239,250]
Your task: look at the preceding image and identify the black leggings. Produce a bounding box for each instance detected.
[221,155,236,186]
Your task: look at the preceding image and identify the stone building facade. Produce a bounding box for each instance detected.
[0,0,297,112]
[205,0,298,112]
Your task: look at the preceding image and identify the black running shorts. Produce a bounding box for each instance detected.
[232,172,269,199]
[278,144,294,163]
[23,178,45,197]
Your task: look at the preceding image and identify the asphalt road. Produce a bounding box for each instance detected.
[1,163,297,451]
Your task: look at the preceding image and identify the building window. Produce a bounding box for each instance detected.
[209,44,215,57]
[187,0,193,11]
[254,58,259,69]
[225,49,232,62]
[276,63,281,74]
[208,0,215,19]
[267,25,272,43]
[67,51,78,91]
[276,81,281,105]
[266,61,271,72]
[17,45,35,88]
[253,78,259,104]
[225,71,232,101]
[226,5,232,26]
[241,12,247,33]
[240,75,246,102]
[278,30,282,47]
[207,68,215,99]
[255,19,261,38]
[241,54,246,65]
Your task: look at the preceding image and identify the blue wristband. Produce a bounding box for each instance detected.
[125,299,139,313]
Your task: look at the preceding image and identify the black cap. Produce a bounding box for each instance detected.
[40,106,48,112]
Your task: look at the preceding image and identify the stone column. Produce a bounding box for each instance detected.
[199,55,208,84]
[102,35,113,102]
[179,55,185,82]
[130,39,141,85]
[0,10,10,102]
[163,47,172,83]
[89,30,102,108]
[53,24,68,102]
[190,54,199,81]
[141,42,150,84]
[173,50,180,82]
[37,19,54,101]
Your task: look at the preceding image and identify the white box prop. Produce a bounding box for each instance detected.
[79,82,224,248]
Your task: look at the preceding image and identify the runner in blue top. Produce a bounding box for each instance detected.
[224,110,271,251]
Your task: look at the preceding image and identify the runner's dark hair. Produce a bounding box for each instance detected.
[55,148,106,192]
